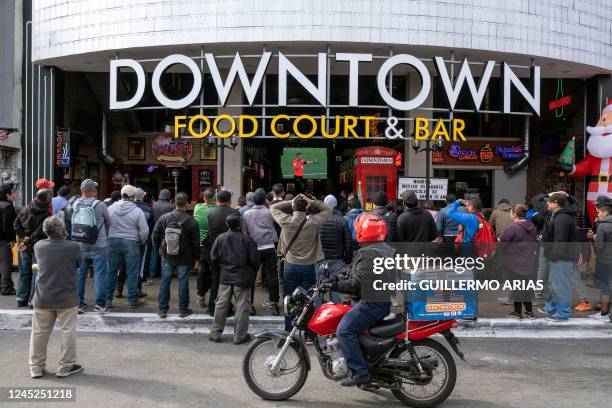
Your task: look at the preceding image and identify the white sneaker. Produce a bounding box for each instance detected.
[94,305,109,314]
[588,312,609,322]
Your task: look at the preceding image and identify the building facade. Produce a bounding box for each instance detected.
[22,0,611,220]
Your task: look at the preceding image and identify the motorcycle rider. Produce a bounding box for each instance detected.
[327,213,395,387]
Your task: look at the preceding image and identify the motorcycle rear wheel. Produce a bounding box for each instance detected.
[390,339,457,408]
[243,337,309,401]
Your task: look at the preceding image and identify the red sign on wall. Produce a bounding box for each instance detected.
[151,135,193,163]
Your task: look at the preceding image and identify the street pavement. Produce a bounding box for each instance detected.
[0,332,610,408]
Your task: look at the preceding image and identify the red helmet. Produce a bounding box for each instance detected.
[355,213,387,243]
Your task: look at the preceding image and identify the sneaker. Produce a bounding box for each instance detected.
[263,300,280,316]
[158,310,168,318]
[233,334,252,345]
[93,305,109,314]
[262,300,275,307]
[127,299,146,309]
[507,311,522,320]
[546,315,569,322]
[588,312,610,322]
[1,288,16,296]
[250,305,256,316]
[497,297,512,305]
[56,364,83,378]
[31,368,47,378]
[114,289,123,298]
[179,308,194,318]
[197,295,206,308]
[78,305,87,314]
[537,307,548,315]
[209,331,222,342]
[143,280,153,286]
[524,311,535,320]
[574,300,592,312]
[340,374,372,387]
[17,300,27,308]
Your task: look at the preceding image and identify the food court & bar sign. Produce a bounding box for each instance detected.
[109,52,541,140]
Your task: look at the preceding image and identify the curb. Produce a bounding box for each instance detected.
[2,310,612,338]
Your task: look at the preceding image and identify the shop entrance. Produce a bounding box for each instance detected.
[433,169,494,209]
[112,165,193,203]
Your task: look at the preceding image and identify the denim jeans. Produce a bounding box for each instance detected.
[315,259,344,304]
[106,238,141,304]
[77,246,108,308]
[536,247,550,296]
[283,262,316,332]
[544,260,574,319]
[158,259,190,312]
[149,244,160,278]
[337,301,390,376]
[17,250,36,304]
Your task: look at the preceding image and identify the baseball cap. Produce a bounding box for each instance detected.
[80,179,98,192]
[546,192,568,206]
[134,188,146,201]
[324,194,338,208]
[35,178,55,190]
[373,191,388,207]
[121,184,136,198]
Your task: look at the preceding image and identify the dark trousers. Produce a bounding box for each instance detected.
[140,240,152,282]
[197,245,212,298]
[337,301,391,377]
[116,261,143,292]
[0,241,15,294]
[283,262,316,332]
[259,248,279,303]
[209,263,220,313]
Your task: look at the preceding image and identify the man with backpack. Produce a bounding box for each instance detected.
[371,191,398,242]
[152,192,200,318]
[448,197,497,257]
[66,179,112,314]
[106,185,149,309]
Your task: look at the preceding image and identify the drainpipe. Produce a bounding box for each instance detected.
[100,113,120,167]
[504,115,530,176]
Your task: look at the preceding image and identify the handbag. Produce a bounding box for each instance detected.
[278,216,308,277]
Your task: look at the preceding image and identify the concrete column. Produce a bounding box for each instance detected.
[493,169,527,205]
[216,75,243,206]
[404,71,433,178]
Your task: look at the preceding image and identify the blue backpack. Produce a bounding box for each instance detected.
[70,199,102,244]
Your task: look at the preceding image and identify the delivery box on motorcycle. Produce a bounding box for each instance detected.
[403,268,478,321]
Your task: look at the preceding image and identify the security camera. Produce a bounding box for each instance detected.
[230,136,239,149]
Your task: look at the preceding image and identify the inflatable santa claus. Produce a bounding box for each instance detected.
[560,102,612,223]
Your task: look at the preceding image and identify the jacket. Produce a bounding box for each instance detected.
[243,204,278,250]
[208,205,243,246]
[108,199,149,244]
[397,207,437,242]
[0,199,17,242]
[153,199,175,223]
[32,237,81,309]
[211,230,260,287]
[490,203,513,237]
[542,207,579,262]
[334,241,395,302]
[371,206,398,242]
[448,200,479,242]
[193,202,215,243]
[319,209,353,263]
[499,220,538,276]
[14,199,50,252]
[271,200,333,265]
[344,208,363,240]
[136,201,154,239]
[436,203,465,237]
[594,215,612,264]
[66,197,112,248]
[152,209,201,265]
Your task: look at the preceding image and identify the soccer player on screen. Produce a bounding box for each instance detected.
[292,152,317,190]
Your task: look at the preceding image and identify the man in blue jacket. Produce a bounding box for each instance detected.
[436,193,465,242]
[448,198,481,243]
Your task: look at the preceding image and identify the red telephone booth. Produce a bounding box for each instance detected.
[353,146,401,211]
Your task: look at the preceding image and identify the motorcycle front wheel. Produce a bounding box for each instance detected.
[242,337,309,401]
[390,339,457,408]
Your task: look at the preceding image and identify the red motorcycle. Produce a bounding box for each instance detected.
[243,279,464,407]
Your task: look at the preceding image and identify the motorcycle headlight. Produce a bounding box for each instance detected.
[291,287,308,302]
[283,295,292,315]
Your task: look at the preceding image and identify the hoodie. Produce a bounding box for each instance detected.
[499,220,538,276]
[397,207,437,242]
[108,199,149,244]
[594,215,612,264]
[490,203,513,237]
[14,199,50,252]
[542,207,579,262]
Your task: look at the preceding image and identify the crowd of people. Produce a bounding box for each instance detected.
[0,177,610,378]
